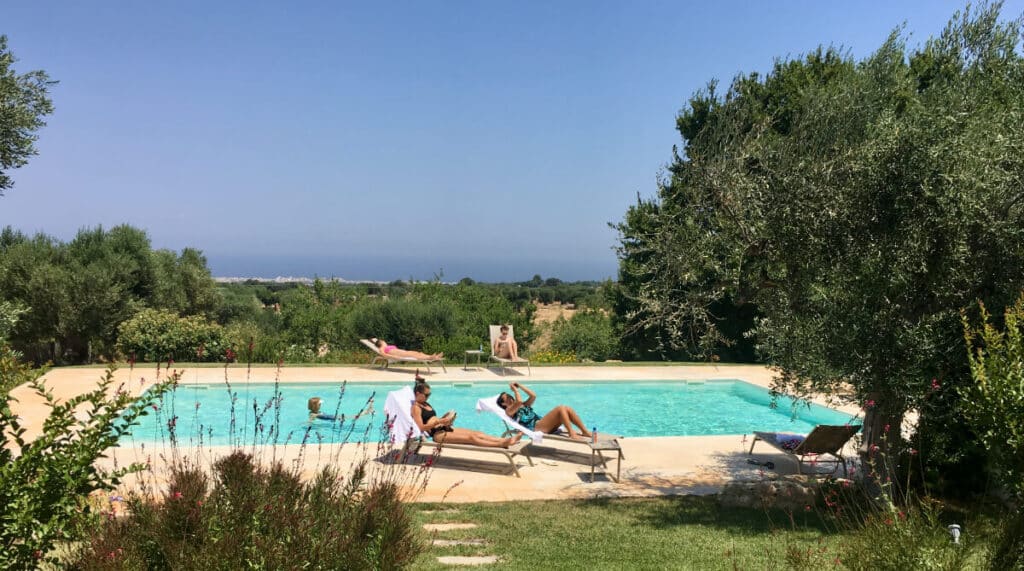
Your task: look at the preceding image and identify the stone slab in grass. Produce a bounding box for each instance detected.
[437,555,499,566]
[424,523,478,532]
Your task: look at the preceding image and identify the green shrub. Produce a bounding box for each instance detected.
[324,347,374,364]
[117,308,226,362]
[834,498,979,571]
[423,334,486,361]
[347,297,456,349]
[73,452,424,570]
[0,359,176,569]
[962,296,1024,569]
[550,310,618,361]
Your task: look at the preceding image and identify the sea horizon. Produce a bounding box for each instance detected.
[206,254,619,284]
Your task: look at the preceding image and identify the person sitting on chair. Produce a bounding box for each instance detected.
[412,381,519,448]
[492,325,520,360]
[371,338,443,360]
[496,382,591,440]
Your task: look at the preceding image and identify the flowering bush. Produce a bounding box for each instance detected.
[72,452,423,570]
[531,350,576,364]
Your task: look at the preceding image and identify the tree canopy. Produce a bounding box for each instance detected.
[0,225,219,363]
[614,4,1024,448]
[0,35,53,196]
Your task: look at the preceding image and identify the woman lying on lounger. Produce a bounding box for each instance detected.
[370,338,443,360]
[412,381,519,448]
[496,382,592,440]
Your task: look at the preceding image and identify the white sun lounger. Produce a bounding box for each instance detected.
[383,387,531,477]
[360,339,447,373]
[487,325,530,375]
[475,395,624,469]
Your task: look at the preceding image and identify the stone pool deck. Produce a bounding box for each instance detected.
[12,363,863,503]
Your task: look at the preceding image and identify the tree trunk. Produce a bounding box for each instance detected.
[859,394,905,502]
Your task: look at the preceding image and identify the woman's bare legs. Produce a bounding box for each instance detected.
[391,348,444,360]
[435,428,516,448]
[534,405,591,439]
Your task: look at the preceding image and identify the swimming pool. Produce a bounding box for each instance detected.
[125,380,857,447]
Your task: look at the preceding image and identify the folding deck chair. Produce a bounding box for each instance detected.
[487,325,530,375]
[748,424,861,477]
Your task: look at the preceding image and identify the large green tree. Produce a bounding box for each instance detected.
[0,35,53,196]
[0,225,220,363]
[615,3,1024,464]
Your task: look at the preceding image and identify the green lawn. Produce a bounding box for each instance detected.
[410,496,842,570]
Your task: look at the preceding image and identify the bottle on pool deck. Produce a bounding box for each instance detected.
[592,427,597,444]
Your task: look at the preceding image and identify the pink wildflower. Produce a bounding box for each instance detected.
[865,399,876,408]
[931,378,940,391]
[172,491,183,500]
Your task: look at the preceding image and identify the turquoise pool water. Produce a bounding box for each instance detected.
[125,380,857,447]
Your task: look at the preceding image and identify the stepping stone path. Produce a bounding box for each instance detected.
[422,510,500,567]
[423,523,478,532]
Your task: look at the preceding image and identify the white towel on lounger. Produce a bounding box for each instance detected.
[384,386,425,445]
[476,395,544,443]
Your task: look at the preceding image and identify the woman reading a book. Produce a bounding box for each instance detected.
[411,381,519,448]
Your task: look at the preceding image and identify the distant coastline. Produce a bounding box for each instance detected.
[212,276,385,285]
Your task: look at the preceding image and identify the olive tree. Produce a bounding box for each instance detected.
[615,3,1024,467]
[0,35,53,196]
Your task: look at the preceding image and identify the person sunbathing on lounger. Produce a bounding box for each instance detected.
[412,381,518,448]
[370,338,443,360]
[492,324,520,360]
[496,382,592,440]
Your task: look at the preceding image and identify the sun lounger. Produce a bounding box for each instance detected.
[360,339,447,373]
[383,387,532,477]
[487,325,530,375]
[748,424,861,477]
[475,395,624,471]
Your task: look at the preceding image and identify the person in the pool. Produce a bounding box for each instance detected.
[496,382,592,440]
[411,381,519,448]
[307,396,374,422]
[370,337,443,361]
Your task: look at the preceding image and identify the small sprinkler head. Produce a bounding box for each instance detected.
[948,524,961,545]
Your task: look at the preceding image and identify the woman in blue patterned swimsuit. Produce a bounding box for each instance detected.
[496,382,592,440]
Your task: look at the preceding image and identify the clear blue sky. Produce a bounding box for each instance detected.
[3,1,1020,281]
